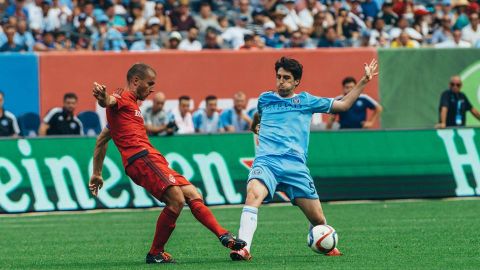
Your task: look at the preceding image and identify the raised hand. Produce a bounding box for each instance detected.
[364,59,378,81]
[92,82,108,107]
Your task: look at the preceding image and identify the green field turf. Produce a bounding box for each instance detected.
[1,199,479,270]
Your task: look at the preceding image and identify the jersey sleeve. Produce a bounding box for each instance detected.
[363,95,378,109]
[192,111,202,130]
[257,93,268,116]
[43,108,61,124]
[220,109,232,127]
[112,92,128,110]
[439,91,449,108]
[307,93,334,113]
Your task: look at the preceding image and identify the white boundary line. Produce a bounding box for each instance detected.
[1,197,478,218]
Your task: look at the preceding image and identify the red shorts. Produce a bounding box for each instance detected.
[125,153,191,201]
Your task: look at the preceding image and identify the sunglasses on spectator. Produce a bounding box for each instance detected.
[450,82,462,87]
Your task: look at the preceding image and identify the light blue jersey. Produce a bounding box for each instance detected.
[249,91,333,202]
[256,91,333,163]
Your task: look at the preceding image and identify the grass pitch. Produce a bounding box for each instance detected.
[1,199,479,270]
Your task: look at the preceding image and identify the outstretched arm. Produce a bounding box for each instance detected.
[251,112,261,134]
[89,127,111,196]
[92,82,117,108]
[331,59,378,113]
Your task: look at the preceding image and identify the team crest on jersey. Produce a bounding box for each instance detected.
[70,122,77,129]
[134,110,143,118]
[1,119,7,126]
[58,116,64,121]
[292,97,301,104]
[169,174,176,183]
[252,168,262,175]
[356,100,363,106]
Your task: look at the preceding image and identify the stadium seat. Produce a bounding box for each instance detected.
[18,112,40,137]
[78,111,102,136]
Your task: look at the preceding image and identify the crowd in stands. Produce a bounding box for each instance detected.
[1,0,480,52]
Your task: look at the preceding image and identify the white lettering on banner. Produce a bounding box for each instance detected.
[19,139,55,211]
[437,129,480,196]
[193,152,242,204]
[45,157,95,210]
[129,179,155,208]
[0,157,30,212]
[164,153,194,180]
[88,157,129,208]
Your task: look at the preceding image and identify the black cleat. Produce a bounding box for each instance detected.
[219,232,247,251]
[145,252,176,264]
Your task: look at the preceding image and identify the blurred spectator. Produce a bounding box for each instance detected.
[361,0,379,19]
[435,28,471,48]
[462,12,480,45]
[285,30,305,48]
[6,0,29,20]
[170,0,196,31]
[254,34,266,49]
[220,91,252,132]
[169,95,194,134]
[203,29,221,49]
[91,15,127,51]
[327,76,383,129]
[379,1,399,29]
[131,3,146,33]
[150,2,172,33]
[104,1,125,31]
[298,0,324,29]
[318,26,344,47]
[247,8,269,36]
[239,33,257,49]
[263,21,283,48]
[222,15,253,49]
[194,2,219,33]
[146,17,163,47]
[72,1,94,30]
[282,0,302,32]
[431,15,453,44]
[436,75,480,128]
[71,13,92,50]
[0,24,27,51]
[369,17,390,46]
[130,27,161,51]
[389,15,423,42]
[38,0,61,32]
[167,31,182,49]
[143,92,175,136]
[179,26,201,50]
[54,30,72,50]
[39,92,83,136]
[0,90,20,137]
[123,16,141,49]
[310,11,333,40]
[33,30,56,51]
[391,30,419,48]
[15,18,35,51]
[228,0,253,23]
[336,8,362,46]
[193,95,223,133]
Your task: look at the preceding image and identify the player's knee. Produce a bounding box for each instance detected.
[167,198,185,213]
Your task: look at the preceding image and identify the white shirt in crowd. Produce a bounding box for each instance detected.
[170,107,195,134]
[178,39,202,51]
[462,23,480,45]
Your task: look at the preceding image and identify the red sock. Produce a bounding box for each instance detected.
[188,199,228,237]
[149,207,179,255]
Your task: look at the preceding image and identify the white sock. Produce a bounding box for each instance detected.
[238,206,258,252]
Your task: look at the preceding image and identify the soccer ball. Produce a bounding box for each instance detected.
[307,225,338,254]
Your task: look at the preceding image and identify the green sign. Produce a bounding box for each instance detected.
[379,49,480,128]
[1,129,479,213]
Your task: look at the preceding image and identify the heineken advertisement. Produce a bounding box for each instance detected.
[1,129,479,213]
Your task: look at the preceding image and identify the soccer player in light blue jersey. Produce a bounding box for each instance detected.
[230,57,378,260]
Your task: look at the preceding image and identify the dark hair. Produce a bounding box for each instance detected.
[205,95,217,103]
[179,95,191,102]
[244,34,254,42]
[275,57,303,81]
[127,63,156,83]
[342,76,356,86]
[64,92,78,101]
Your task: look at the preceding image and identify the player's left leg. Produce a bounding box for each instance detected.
[180,184,246,250]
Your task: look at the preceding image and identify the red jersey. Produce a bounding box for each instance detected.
[106,89,160,168]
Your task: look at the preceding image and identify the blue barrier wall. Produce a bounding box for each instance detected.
[0,53,39,116]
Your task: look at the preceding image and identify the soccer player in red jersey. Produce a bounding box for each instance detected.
[88,63,246,264]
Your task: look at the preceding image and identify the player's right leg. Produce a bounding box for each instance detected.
[231,179,269,261]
